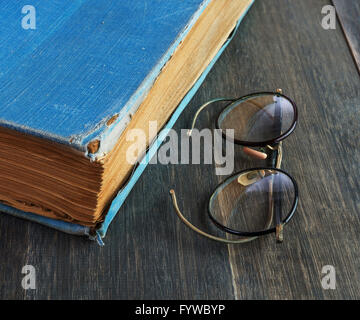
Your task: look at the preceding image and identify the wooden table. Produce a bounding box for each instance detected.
[1,0,359,299]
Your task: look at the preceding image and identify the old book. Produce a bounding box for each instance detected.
[0,0,254,243]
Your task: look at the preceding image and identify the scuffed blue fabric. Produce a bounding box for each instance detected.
[0,203,91,236]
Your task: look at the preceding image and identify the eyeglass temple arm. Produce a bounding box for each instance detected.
[169,190,258,244]
[187,97,236,136]
[267,143,284,243]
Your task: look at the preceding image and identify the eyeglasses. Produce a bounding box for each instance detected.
[170,89,299,244]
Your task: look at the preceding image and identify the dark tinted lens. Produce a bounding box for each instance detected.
[208,169,296,234]
[217,94,296,143]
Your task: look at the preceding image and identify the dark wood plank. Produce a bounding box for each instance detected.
[1,0,360,299]
[333,0,360,73]
[209,0,360,299]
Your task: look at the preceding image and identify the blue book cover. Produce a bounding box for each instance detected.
[0,0,254,244]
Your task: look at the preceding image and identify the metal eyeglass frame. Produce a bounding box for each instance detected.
[169,89,299,244]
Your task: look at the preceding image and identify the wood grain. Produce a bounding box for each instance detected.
[333,0,360,73]
[1,0,360,299]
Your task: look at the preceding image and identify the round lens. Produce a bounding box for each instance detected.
[217,93,296,144]
[208,169,297,235]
